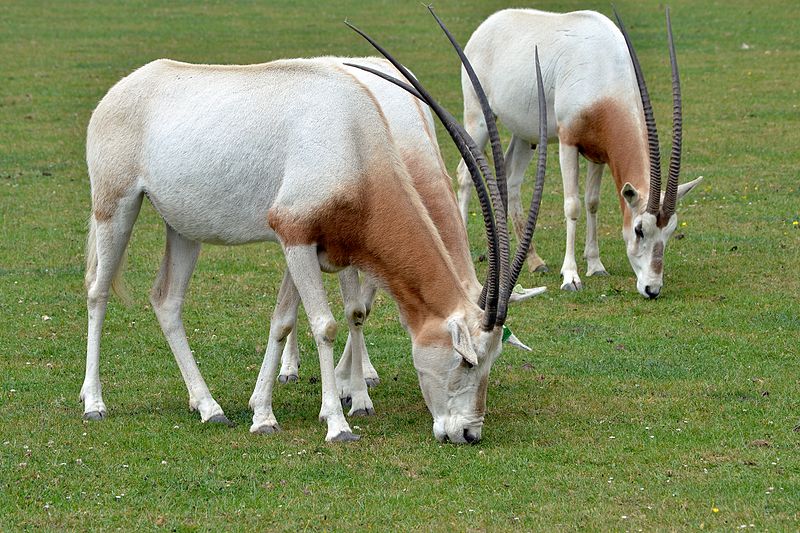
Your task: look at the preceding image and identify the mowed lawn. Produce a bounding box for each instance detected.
[1,0,798,530]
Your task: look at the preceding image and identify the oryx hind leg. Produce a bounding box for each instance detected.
[506,135,547,273]
[150,224,230,425]
[82,192,143,420]
[335,272,380,392]
[335,267,375,417]
[278,326,300,384]
[279,270,380,389]
[249,269,301,435]
[584,160,609,277]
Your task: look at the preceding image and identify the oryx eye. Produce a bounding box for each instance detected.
[634,224,644,239]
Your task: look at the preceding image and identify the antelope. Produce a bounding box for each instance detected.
[81,8,548,443]
[276,57,545,411]
[455,8,703,298]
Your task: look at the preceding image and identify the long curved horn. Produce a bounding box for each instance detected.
[427,6,508,212]
[502,47,547,322]
[343,22,501,330]
[613,7,662,215]
[424,6,513,328]
[662,7,682,218]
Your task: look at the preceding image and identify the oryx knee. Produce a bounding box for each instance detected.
[345,303,366,327]
[87,285,110,305]
[586,197,600,215]
[269,314,297,343]
[564,197,581,221]
[310,315,337,344]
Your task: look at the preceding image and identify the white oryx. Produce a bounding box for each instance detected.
[276,57,545,410]
[81,9,548,443]
[456,8,703,298]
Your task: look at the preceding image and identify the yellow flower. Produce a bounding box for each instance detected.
[793,220,799,226]
[681,222,687,227]
[712,507,720,513]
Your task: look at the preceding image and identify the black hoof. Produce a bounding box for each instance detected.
[206,414,235,427]
[532,264,549,273]
[340,396,353,409]
[83,411,105,421]
[252,423,280,435]
[278,374,298,384]
[365,378,380,388]
[329,431,360,442]
[561,281,582,292]
[350,408,376,417]
[590,270,610,277]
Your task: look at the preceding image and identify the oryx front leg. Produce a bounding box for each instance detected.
[336,274,380,390]
[284,245,358,442]
[249,270,300,435]
[335,268,374,417]
[506,135,547,273]
[559,143,583,291]
[150,225,229,425]
[584,161,609,277]
[82,194,142,420]
[359,278,380,387]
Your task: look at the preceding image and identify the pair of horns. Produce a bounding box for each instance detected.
[345,5,547,331]
[614,6,683,219]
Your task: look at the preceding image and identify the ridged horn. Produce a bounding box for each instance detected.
[662,7,682,218]
[503,47,547,317]
[613,6,662,215]
[344,21,501,330]
[424,6,512,327]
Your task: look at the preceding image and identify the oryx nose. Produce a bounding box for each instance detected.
[645,285,660,299]
[463,428,480,444]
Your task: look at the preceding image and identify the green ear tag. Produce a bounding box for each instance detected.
[502,325,513,343]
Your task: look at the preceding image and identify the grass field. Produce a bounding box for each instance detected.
[1,0,798,530]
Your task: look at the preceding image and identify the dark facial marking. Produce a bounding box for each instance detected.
[651,241,664,274]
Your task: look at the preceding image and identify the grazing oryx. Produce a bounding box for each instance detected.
[455,8,703,297]
[276,58,545,410]
[81,7,548,443]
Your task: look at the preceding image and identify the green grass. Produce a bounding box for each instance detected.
[1,0,798,530]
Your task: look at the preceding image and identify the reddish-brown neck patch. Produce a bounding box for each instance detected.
[268,156,470,338]
[400,149,476,289]
[559,97,650,226]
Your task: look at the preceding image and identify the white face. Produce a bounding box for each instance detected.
[412,326,503,444]
[620,177,703,298]
[623,210,677,299]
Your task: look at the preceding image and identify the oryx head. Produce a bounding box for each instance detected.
[347,7,548,443]
[615,8,703,299]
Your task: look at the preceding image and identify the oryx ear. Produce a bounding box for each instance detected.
[621,182,640,210]
[508,285,547,304]
[447,317,478,367]
[676,176,704,202]
[505,331,532,351]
